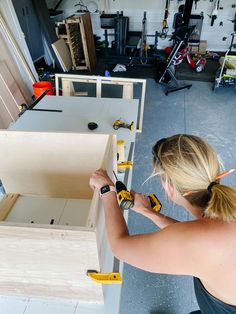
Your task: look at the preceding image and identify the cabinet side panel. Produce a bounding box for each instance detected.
[95,135,117,270]
[0,131,110,199]
[0,226,103,302]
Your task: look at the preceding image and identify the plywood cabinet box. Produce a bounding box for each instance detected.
[0,131,116,303]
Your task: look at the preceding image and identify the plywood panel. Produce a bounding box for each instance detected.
[0,194,19,221]
[0,131,112,199]
[94,135,116,270]
[0,225,103,302]
[79,13,96,71]
[0,14,36,96]
[0,79,19,121]
[0,62,24,128]
[51,39,72,72]
[0,96,14,129]
[61,79,74,96]
[0,61,26,108]
[5,196,67,225]
[59,199,91,227]
[123,83,134,99]
[0,33,32,105]
[5,196,92,227]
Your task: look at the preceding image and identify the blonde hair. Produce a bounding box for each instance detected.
[153,134,236,221]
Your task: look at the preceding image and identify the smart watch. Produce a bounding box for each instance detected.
[100,185,116,197]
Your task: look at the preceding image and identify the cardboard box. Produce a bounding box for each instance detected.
[199,40,207,54]
[189,45,199,53]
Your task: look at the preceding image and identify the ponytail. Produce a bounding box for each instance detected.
[205,184,236,221]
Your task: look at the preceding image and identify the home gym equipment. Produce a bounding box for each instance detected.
[100,11,159,64]
[161,0,170,38]
[213,32,236,91]
[157,26,195,95]
[209,0,220,26]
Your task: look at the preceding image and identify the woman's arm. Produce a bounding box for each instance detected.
[143,211,180,228]
[130,190,179,228]
[89,169,200,276]
[89,169,129,250]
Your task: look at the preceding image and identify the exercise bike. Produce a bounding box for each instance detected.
[156,26,197,95]
[213,32,236,91]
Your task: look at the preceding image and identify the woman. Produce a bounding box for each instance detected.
[89,134,236,314]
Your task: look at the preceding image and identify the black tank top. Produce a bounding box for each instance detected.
[194,277,236,314]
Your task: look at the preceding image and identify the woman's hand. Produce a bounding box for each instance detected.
[89,169,114,190]
[130,190,154,217]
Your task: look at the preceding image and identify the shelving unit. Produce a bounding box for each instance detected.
[56,13,97,71]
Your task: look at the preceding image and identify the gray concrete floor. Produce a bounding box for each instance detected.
[120,80,236,314]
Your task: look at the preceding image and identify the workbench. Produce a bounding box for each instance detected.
[0,95,139,314]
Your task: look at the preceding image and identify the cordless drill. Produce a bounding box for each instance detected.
[113,172,162,212]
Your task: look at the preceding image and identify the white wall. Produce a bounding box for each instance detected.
[46,0,236,51]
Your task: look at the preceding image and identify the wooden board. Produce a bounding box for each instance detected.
[0,62,26,108]
[0,13,37,85]
[0,96,14,129]
[61,79,75,96]
[0,61,25,128]
[0,131,114,199]
[0,225,103,302]
[0,194,19,221]
[51,39,72,72]
[78,13,97,71]
[5,196,91,227]
[0,33,32,105]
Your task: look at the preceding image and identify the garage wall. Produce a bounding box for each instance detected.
[47,0,236,51]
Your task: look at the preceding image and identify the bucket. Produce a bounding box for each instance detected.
[33,81,53,99]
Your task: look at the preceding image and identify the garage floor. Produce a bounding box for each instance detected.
[0,79,235,314]
[120,79,236,314]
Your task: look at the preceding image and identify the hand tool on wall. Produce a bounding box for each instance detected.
[194,0,200,10]
[161,0,170,38]
[228,13,236,31]
[113,119,134,131]
[113,172,162,212]
[210,0,220,26]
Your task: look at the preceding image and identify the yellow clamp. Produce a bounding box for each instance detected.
[87,270,122,284]
[117,161,133,169]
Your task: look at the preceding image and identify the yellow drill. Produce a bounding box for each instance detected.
[113,172,162,212]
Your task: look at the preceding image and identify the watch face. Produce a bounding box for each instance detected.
[100,185,110,194]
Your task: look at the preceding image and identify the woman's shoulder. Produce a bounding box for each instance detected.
[169,218,236,255]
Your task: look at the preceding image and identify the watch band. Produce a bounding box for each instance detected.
[100,185,116,197]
